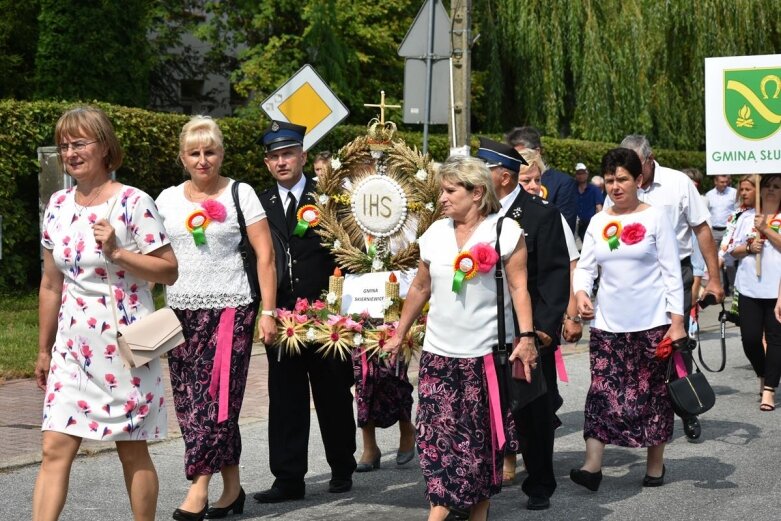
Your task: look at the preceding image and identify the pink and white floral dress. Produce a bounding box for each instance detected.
[40,186,169,441]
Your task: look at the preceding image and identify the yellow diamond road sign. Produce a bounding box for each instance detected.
[261,65,349,151]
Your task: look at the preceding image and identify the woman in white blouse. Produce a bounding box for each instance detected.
[571,148,685,491]
[384,156,536,521]
[155,116,277,520]
[726,174,781,412]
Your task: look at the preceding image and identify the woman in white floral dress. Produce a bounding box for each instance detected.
[33,106,178,521]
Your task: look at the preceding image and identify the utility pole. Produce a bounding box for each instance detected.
[449,0,471,153]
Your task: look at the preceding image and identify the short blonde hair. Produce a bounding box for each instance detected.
[55,106,123,172]
[179,115,224,155]
[518,148,546,174]
[436,155,500,215]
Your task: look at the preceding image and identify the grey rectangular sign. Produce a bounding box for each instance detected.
[403,59,450,125]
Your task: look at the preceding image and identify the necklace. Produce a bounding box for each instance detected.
[74,181,111,217]
[455,215,485,250]
[186,179,224,203]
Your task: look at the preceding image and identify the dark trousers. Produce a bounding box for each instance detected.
[514,347,558,499]
[266,345,357,492]
[738,294,781,388]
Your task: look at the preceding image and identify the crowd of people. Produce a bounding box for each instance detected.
[33,105,780,521]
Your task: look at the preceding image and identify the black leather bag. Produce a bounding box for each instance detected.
[666,346,716,417]
[493,217,546,415]
[232,181,260,301]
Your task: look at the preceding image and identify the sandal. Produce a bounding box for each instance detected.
[760,386,776,412]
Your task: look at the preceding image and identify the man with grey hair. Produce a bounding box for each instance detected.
[506,127,578,233]
[612,134,724,442]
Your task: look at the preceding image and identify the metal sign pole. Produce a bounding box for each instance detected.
[422,0,437,156]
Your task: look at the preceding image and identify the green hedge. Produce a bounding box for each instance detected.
[0,100,705,290]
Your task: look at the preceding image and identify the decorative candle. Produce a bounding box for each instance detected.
[328,267,344,314]
[384,272,400,323]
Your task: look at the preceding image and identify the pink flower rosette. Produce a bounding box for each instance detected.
[620,222,646,245]
[470,242,499,272]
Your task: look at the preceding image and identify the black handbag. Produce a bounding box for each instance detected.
[666,343,716,417]
[493,217,546,415]
[232,181,260,301]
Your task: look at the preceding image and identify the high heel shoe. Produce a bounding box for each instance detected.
[204,488,245,519]
[396,449,415,465]
[570,468,603,491]
[172,503,208,521]
[760,386,776,412]
[356,453,381,472]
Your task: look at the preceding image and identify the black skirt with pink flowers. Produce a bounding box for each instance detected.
[416,351,519,509]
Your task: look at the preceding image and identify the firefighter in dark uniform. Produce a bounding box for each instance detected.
[477,138,570,512]
[254,121,356,503]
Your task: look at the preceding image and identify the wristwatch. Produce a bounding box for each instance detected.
[261,309,278,318]
[564,313,582,324]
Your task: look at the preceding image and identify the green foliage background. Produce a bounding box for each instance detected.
[474,0,781,149]
[0,100,704,291]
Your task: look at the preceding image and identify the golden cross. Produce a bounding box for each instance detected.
[364,91,401,124]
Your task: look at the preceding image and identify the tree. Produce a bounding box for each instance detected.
[198,0,420,123]
[35,0,152,107]
[0,1,40,99]
[473,0,781,149]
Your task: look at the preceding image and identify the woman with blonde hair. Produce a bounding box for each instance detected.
[384,155,536,521]
[34,106,178,521]
[156,116,277,520]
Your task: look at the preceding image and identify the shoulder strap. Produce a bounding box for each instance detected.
[697,302,727,372]
[102,197,122,331]
[495,217,507,360]
[232,180,249,237]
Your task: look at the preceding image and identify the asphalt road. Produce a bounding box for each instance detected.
[2,304,780,520]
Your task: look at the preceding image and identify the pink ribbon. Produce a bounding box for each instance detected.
[555,347,569,382]
[482,353,506,486]
[361,348,369,389]
[209,307,236,424]
[673,351,687,379]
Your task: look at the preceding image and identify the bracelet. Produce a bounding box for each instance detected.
[518,331,537,338]
[564,313,582,324]
[260,309,277,318]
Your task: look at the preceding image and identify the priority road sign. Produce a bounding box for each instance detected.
[261,64,350,151]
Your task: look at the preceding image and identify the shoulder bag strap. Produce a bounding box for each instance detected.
[102,196,122,331]
[495,217,508,363]
[232,181,249,242]
[697,302,727,372]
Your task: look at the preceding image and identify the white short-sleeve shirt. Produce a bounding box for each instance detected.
[419,213,523,358]
[156,179,265,309]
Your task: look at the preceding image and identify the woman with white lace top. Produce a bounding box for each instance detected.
[155,116,277,521]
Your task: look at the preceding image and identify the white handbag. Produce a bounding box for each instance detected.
[116,307,184,368]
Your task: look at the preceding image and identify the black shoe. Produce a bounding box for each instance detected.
[642,465,666,487]
[445,507,470,520]
[526,495,550,510]
[205,488,245,519]
[253,486,304,503]
[570,468,603,491]
[328,478,353,493]
[682,416,701,441]
[356,453,381,472]
[173,503,208,521]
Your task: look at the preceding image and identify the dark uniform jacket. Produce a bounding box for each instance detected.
[541,167,578,233]
[259,177,336,309]
[505,188,570,342]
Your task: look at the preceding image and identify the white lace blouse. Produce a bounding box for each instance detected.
[155,179,265,309]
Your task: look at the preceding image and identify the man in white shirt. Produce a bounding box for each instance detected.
[615,135,724,442]
[706,175,737,294]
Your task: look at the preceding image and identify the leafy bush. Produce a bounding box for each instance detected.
[0,100,704,290]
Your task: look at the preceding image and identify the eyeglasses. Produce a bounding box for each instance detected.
[57,140,97,154]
